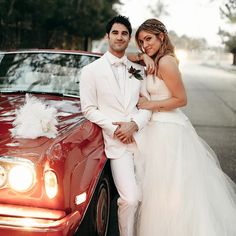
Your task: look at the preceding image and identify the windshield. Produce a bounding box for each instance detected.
[0,52,99,96]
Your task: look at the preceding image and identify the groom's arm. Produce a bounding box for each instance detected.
[80,66,117,137]
[131,72,152,131]
[132,109,151,131]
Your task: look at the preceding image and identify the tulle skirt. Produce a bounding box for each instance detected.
[135,112,236,236]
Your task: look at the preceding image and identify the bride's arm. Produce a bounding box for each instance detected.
[127,52,143,63]
[138,56,187,112]
[127,52,156,74]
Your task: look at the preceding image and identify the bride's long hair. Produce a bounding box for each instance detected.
[135,19,178,68]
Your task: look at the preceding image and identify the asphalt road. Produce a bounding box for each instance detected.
[107,62,236,235]
[182,62,236,183]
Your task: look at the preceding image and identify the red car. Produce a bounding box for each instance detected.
[0,50,115,235]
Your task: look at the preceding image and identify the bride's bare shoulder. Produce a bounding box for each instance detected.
[159,55,178,67]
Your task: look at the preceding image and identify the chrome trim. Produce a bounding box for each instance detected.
[0,211,80,231]
[0,216,58,231]
[0,156,35,167]
[0,50,101,57]
[0,203,65,220]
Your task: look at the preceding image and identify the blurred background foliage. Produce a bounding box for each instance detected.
[0,0,120,50]
[218,0,236,64]
[0,0,235,65]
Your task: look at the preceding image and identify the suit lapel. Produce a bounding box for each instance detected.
[124,61,132,109]
[124,61,140,109]
[100,54,124,107]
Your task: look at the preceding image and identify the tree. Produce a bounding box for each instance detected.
[0,0,121,50]
[65,0,120,50]
[148,0,169,18]
[43,0,120,50]
[218,0,236,65]
[169,31,207,51]
[0,0,56,48]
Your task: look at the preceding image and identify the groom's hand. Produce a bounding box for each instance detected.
[113,121,138,143]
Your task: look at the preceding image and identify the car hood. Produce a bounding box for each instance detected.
[0,93,84,161]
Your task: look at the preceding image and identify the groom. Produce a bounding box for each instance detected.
[80,15,150,236]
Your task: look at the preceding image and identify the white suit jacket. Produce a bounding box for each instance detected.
[80,52,151,159]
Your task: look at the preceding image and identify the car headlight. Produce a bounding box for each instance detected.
[0,166,7,188]
[44,170,58,199]
[8,165,35,192]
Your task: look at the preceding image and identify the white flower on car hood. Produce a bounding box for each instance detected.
[11,94,58,139]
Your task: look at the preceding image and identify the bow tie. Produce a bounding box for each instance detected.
[111,57,127,67]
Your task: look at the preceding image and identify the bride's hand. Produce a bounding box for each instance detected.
[142,54,156,74]
[137,96,148,107]
[138,99,155,110]
[137,101,149,109]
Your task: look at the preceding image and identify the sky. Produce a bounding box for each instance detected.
[118,0,229,47]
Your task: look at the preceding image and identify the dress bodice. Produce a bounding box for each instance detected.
[146,74,171,101]
[146,74,189,124]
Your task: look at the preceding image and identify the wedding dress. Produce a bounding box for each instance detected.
[135,75,236,236]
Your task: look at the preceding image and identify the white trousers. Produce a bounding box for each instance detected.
[110,145,141,236]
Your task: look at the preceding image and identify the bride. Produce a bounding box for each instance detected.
[128,19,236,236]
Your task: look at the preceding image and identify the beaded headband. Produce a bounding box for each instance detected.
[140,22,168,34]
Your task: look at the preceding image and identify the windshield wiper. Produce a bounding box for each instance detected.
[0,90,79,98]
[0,90,27,94]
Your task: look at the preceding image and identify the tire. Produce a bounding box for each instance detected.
[76,173,111,236]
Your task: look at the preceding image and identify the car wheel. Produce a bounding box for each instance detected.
[76,173,111,236]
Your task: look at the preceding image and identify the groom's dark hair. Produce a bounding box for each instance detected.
[106,15,132,36]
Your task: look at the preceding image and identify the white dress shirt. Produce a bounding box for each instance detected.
[106,51,128,96]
